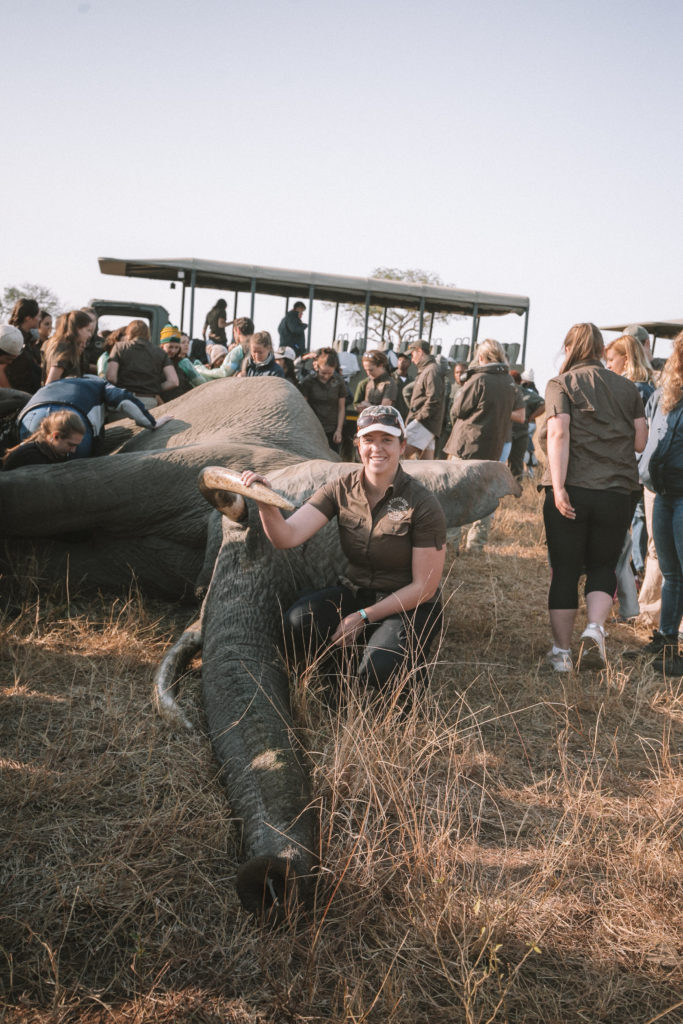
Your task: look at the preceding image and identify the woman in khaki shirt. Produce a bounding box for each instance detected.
[542,323,647,671]
[241,405,446,698]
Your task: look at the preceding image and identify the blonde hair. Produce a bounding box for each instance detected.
[559,323,603,374]
[604,335,653,384]
[660,331,683,413]
[476,338,507,365]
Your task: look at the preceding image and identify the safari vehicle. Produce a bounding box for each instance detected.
[89,299,170,347]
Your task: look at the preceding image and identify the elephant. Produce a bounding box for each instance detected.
[0,378,521,916]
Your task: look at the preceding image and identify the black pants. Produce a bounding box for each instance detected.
[543,486,636,609]
[283,585,443,693]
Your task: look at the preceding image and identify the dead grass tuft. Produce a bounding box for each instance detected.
[1,480,681,1022]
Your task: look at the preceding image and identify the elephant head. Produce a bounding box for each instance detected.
[0,378,521,915]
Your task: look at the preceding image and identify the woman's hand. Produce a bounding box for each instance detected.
[241,470,271,489]
[331,611,367,646]
[553,486,576,519]
[153,414,174,429]
[333,427,343,445]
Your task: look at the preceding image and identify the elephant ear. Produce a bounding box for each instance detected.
[267,458,521,528]
[402,460,522,527]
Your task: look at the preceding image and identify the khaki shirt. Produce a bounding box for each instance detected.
[109,339,171,397]
[363,372,398,406]
[301,372,347,433]
[308,465,446,591]
[541,360,645,492]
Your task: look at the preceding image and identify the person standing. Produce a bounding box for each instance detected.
[202,299,229,346]
[300,347,347,452]
[443,339,522,552]
[541,323,647,671]
[403,341,444,459]
[278,302,307,357]
[7,298,42,394]
[625,330,683,671]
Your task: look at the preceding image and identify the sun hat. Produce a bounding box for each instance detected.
[0,324,24,357]
[275,346,296,360]
[356,405,406,438]
[160,324,181,345]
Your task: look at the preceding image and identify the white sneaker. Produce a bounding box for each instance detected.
[546,647,573,672]
[578,623,606,670]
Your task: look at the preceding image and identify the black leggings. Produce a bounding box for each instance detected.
[543,486,636,609]
[283,586,443,692]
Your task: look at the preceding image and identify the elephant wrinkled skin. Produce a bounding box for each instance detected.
[0,378,521,915]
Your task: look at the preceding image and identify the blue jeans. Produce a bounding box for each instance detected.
[652,494,683,636]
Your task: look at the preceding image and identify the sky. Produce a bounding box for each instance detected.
[3,0,682,388]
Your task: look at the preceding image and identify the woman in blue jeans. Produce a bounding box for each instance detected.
[634,330,683,671]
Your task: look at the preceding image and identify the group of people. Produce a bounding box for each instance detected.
[4,288,682,689]
[540,322,683,676]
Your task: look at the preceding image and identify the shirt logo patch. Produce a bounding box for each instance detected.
[386,497,410,521]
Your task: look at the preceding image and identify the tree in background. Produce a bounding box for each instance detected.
[1,282,63,320]
[338,267,462,351]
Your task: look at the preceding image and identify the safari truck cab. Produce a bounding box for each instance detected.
[89,300,170,346]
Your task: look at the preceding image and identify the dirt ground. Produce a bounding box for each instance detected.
[1,481,681,1023]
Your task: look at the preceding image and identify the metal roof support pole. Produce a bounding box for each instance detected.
[521,307,529,368]
[428,311,435,344]
[233,290,238,319]
[470,303,479,361]
[332,302,339,343]
[418,297,425,337]
[307,285,315,352]
[285,297,289,313]
[250,279,256,318]
[189,269,197,337]
[380,306,388,346]
[179,280,186,332]
[362,292,371,354]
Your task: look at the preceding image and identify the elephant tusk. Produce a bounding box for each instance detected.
[199,466,296,514]
[154,627,202,731]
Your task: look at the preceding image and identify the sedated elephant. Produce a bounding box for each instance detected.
[0,378,520,916]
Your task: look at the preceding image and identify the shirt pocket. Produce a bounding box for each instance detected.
[377,514,412,537]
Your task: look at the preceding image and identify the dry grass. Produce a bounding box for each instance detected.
[1,481,682,1023]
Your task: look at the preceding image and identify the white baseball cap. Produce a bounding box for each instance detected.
[0,324,24,357]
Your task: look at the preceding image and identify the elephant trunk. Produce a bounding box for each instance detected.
[200,530,317,918]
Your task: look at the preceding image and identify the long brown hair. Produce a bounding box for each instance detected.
[42,310,92,377]
[3,410,84,466]
[660,331,683,413]
[560,323,604,374]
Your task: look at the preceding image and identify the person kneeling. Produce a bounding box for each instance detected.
[241,405,446,701]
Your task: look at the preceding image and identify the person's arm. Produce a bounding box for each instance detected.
[546,413,574,519]
[529,401,545,422]
[106,360,119,384]
[44,365,64,384]
[511,406,526,424]
[634,417,648,453]
[160,365,179,391]
[333,396,346,445]
[331,544,446,645]
[240,470,328,547]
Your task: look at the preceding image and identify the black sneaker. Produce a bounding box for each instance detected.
[622,631,678,661]
[653,649,683,675]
